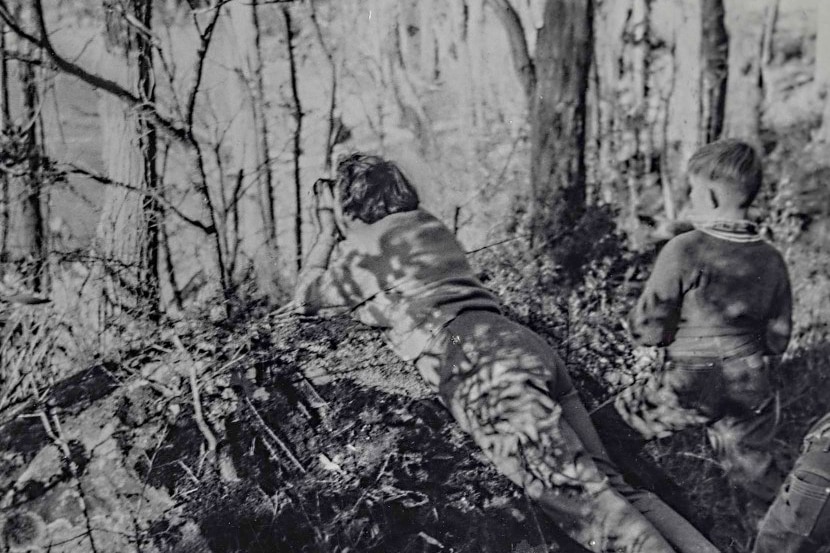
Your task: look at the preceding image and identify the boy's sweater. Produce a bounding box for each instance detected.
[295,209,501,361]
[629,222,792,360]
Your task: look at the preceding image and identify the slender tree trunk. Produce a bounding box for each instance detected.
[0,23,10,261]
[308,0,338,173]
[20,38,45,291]
[818,0,830,142]
[251,0,277,242]
[282,6,303,273]
[529,0,593,243]
[701,0,728,143]
[136,0,160,318]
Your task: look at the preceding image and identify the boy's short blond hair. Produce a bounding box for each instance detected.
[687,139,762,209]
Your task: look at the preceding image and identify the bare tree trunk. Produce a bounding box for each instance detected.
[387,6,433,156]
[702,0,728,142]
[97,0,157,317]
[723,0,767,145]
[530,0,593,243]
[659,0,704,216]
[591,0,632,206]
[282,6,303,273]
[818,0,830,142]
[136,0,160,318]
[308,0,338,172]
[19,36,45,291]
[0,23,10,260]
[251,0,276,243]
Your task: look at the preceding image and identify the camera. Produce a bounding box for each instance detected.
[313,178,335,196]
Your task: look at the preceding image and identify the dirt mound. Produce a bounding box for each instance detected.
[0,313,561,553]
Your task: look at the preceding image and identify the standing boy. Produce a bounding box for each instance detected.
[606,139,793,503]
[292,153,720,553]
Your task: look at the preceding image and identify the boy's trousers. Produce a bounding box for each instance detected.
[416,311,720,553]
[614,351,783,502]
[753,419,830,553]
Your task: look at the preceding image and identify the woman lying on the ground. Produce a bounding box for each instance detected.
[289,152,721,553]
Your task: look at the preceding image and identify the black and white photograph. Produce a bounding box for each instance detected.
[0,0,828,551]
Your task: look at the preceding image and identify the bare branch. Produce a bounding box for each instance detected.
[0,49,45,66]
[244,395,306,473]
[308,0,338,172]
[484,0,536,99]
[0,1,40,45]
[65,163,215,234]
[186,1,226,129]
[1,0,191,144]
[172,334,218,456]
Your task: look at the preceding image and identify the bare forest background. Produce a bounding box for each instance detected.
[0,0,829,552]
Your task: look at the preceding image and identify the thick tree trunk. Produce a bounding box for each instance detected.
[97,0,158,316]
[723,0,767,145]
[529,0,593,243]
[591,0,637,207]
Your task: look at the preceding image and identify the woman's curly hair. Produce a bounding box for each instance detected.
[335,153,419,224]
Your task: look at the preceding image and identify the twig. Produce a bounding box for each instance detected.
[190,362,217,453]
[183,0,232,299]
[185,1,226,129]
[172,335,218,456]
[243,395,306,473]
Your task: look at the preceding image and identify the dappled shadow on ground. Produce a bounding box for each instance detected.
[0,363,120,479]
[0,313,566,553]
[159,376,563,553]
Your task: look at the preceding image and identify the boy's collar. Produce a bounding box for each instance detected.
[692,219,763,242]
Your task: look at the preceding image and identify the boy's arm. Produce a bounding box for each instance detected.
[764,260,792,356]
[628,240,685,347]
